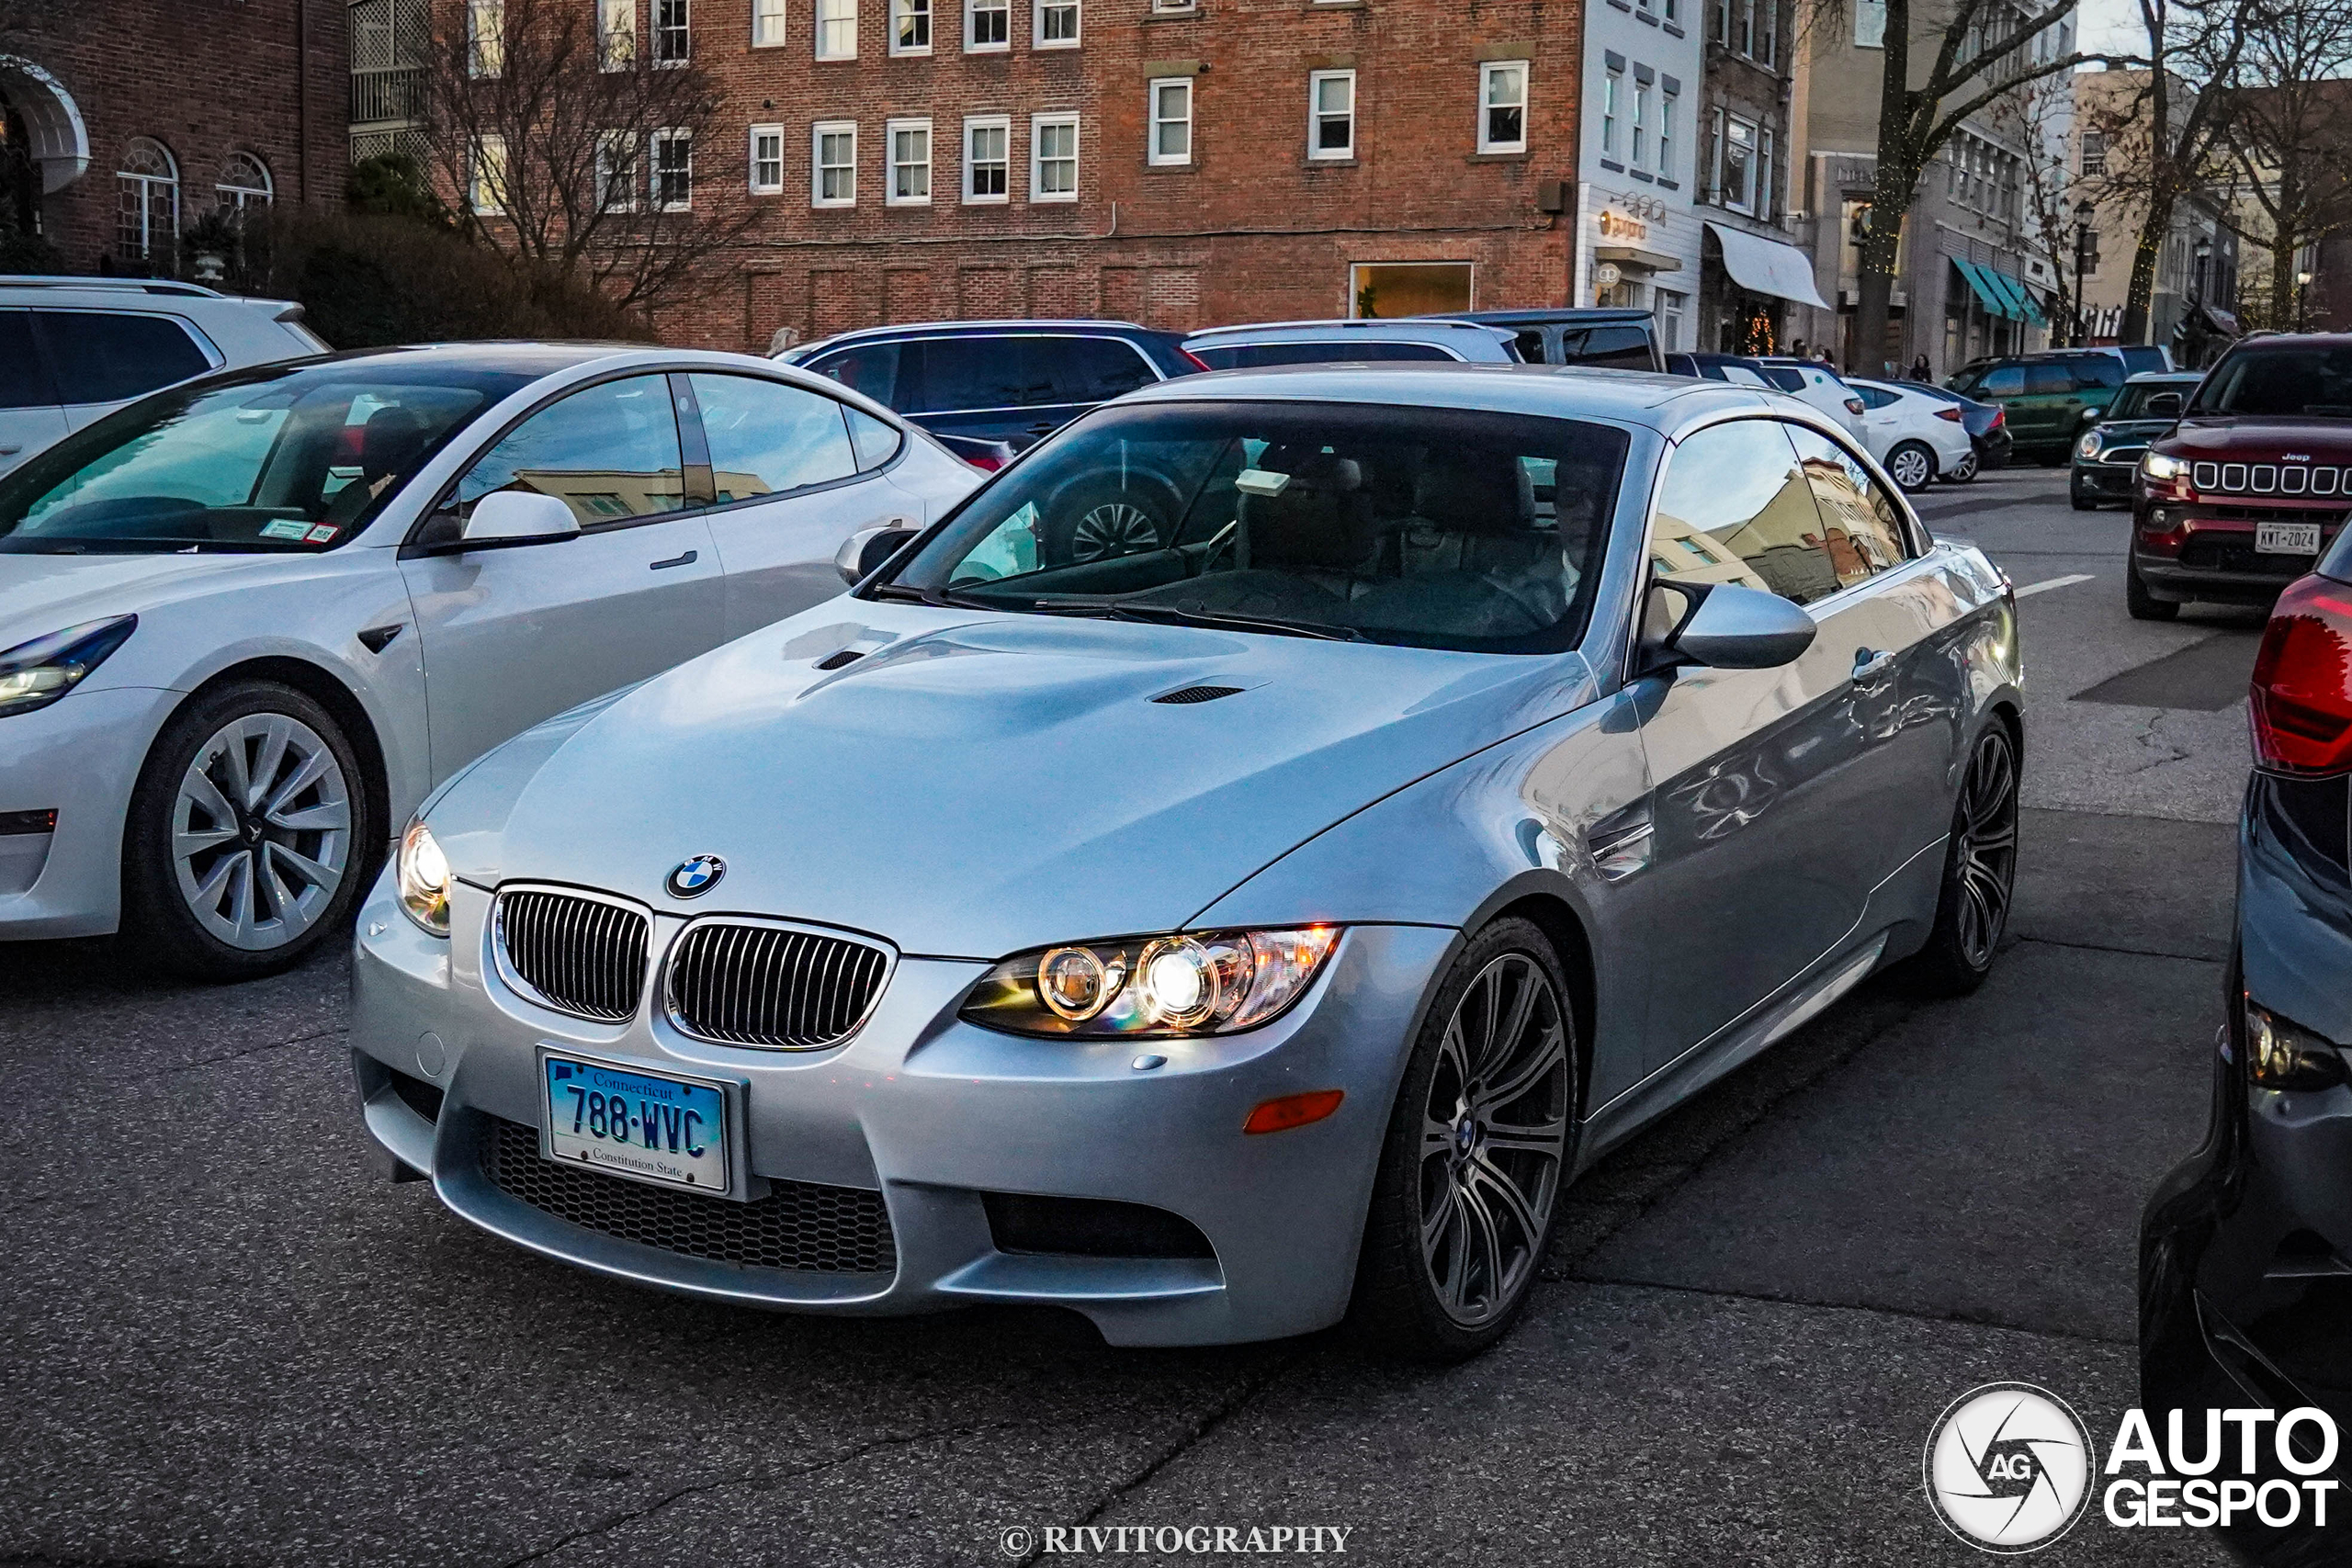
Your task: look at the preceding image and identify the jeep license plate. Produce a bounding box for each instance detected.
[2257,523,2323,556]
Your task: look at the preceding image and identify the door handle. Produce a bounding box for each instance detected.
[0,445,19,456]
[1853,648,1896,682]
[650,549,698,570]
[1025,422,1057,436]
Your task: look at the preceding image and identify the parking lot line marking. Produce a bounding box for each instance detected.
[2015,573,2095,599]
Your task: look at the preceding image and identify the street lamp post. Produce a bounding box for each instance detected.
[2299,268,2314,333]
[2073,198,2096,348]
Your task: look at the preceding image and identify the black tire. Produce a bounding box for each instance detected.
[121,681,373,981]
[1905,723,2020,998]
[1350,917,1577,1361]
[1886,441,1938,493]
[2072,491,2098,511]
[1040,479,1171,565]
[2127,557,2181,621]
[2038,450,2070,468]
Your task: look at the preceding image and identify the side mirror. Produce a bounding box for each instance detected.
[836,522,920,586]
[2078,404,2101,423]
[463,491,580,547]
[2147,392,2184,418]
[1667,583,1818,670]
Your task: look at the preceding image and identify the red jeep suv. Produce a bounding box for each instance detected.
[2132,335,2352,620]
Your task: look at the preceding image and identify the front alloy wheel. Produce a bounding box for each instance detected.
[1908,724,2020,996]
[1352,919,1575,1359]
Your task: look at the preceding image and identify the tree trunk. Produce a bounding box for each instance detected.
[1852,162,1917,377]
[2120,186,2174,346]
[2273,231,2301,326]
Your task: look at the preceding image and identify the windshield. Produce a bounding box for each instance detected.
[2106,380,2194,421]
[2190,346,2352,419]
[886,401,1628,654]
[0,362,515,553]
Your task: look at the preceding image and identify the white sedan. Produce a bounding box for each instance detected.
[0,344,976,977]
[1847,378,1978,491]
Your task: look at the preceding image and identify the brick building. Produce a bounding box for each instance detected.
[0,1,345,276]
[453,0,1589,351]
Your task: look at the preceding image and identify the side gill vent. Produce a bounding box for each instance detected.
[1153,684,1245,706]
[815,649,865,671]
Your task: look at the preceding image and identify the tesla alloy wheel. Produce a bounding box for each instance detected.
[1909,723,2020,997]
[1353,918,1576,1360]
[123,682,370,981]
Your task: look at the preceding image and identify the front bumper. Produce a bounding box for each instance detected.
[0,684,177,940]
[350,872,1459,1346]
[2071,459,2137,500]
[2131,506,2342,604]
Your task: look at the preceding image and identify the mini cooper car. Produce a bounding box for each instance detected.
[351,366,2022,1358]
[2070,370,2199,510]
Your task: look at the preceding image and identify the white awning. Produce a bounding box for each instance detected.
[1706,221,1829,310]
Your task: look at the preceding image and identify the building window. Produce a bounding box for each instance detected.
[1659,89,1677,180]
[597,131,639,209]
[1855,0,1885,46]
[601,0,637,66]
[116,138,178,264]
[748,125,784,194]
[893,0,931,52]
[1632,78,1650,168]
[888,118,932,204]
[1761,0,1777,64]
[1721,114,1755,214]
[1036,0,1079,46]
[1309,70,1355,160]
[652,0,688,63]
[1757,125,1774,219]
[967,0,1009,51]
[813,120,856,206]
[1713,0,1728,42]
[1031,112,1078,200]
[1736,0,1755,56]
[1479,62,1527,154]
[964,115,1009,202]
[816,0,855,57]
[1601,66,1621,159]
[752,0,784,47]
[468,133,507,215]
[2080,130,2105,175]
[652,129,692,209]
[1665,0,1679,24]
[215,152,272,213]
[1657,288,1687,351]
[468,0,504,75]
[1149,78,1193,166]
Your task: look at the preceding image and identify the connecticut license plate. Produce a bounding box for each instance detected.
[540,1052,730,1194]
[2257,522,2323,555]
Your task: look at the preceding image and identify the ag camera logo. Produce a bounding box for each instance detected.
[1923,1382,2096,1553]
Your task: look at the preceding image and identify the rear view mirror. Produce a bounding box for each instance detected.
[837,522,920,585]
[462,491,580,547]
[1667,583,1819,670]
[2147,391,2184,418]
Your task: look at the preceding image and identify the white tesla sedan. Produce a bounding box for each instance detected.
[0,344,977,978]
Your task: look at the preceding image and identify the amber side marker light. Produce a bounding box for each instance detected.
[1243,1089,1345,1135]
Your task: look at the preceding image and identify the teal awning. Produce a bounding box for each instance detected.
[1951,257,2014,320]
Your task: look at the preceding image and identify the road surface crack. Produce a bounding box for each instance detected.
[2124,710,2194,775]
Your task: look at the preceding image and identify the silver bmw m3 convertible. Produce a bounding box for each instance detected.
[351,365,2021,1358]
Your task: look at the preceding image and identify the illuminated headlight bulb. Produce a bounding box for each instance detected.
[395,818,451,936]
[1038,945,1117,1021]
[1139,937,1219,1028]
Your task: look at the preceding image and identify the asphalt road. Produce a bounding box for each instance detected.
[0,466,2252,1567]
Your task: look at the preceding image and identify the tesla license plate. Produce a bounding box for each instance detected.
[540,1053,729,1193]
[2257,522,2323,556]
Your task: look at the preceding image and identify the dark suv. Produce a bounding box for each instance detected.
[1434,308,1665,371]
[1946,351,2127,464]
[784,321,1203,460]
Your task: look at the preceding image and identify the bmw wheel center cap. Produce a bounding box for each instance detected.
[667,854,726,898]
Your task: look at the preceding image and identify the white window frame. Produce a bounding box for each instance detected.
[815,0,856,58]
[751,0,785,47]
[596,130,639,211]
[652,0,689,64]
[1758,125,1774,220]
[215,152,273,211]
[813,119,857,207]
[468,0,504,76]
[1308,69,1355,162]
[1659,90,1677,181]
[891,0,932,53]
[1601,67,1621,159]
[1035,0,1080,47]
[1030,111,1078,202]
[1722,113,1756,215]
[966,0,1011,51]
[1478,61,1527,155]
[469,133,507,214]
[1632,78,1650,168]
[748,123,785,194]
[600,0,637,68]
[1148,77,1193,166]
[963,114,1011,203]
[651,128,692,209]
[887,117,933,206]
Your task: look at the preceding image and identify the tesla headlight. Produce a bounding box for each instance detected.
[395,818,451,936]
[0,615,138,719]
[963,926,1340,1038]
[2245,998,2346,1091]
[2142,452,2188,481]
[2078,432,2103,459]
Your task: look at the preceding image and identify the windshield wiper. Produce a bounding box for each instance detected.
[865,581,996,610]
[1039,596,1367,642]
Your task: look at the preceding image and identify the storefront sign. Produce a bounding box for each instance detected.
[1598,209,1649,243]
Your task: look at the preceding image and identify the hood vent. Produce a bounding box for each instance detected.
[815,649,865,671]
[1153,684,1245,706]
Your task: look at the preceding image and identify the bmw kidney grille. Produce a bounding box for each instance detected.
[666,920,892,1050]
[496,888,650,1022]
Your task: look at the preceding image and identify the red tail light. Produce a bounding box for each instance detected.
[1935,406,1964,423]
[964,454,1006,472]
[1988,408,2006,429]
[1177,348,1213,374]
[2251,575,2352,775]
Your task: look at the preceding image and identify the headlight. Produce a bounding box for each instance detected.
[962,926,1340,1038]
[0,615,138,719]
[2078,433,2102,459]
[2245,998,2346,1091]
[2142,452,2188,481]
[395,818,451,936]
